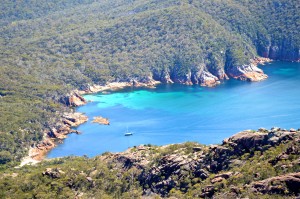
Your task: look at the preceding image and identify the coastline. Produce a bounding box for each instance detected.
[20,57,272,166]
[20,81,160,166]
[78,80,161,95]
[20,112,88,166]
[14,127,300,198]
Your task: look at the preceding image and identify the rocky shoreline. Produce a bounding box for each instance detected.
[12,127,300,198]
[20,112,88,166]
[151,56,272,87]
[20,57,272,166]
[77,56,272,94]
[79,80,161,95]
[227,57,272,82]
[20,79,152,165]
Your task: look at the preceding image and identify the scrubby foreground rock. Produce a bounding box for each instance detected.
[1,127,299,198]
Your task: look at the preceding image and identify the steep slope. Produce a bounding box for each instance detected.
[191,0,300,61]
[0,0,299,165]
[1,2,259,85]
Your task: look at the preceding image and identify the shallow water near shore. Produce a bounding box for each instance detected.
[48,61,300,158]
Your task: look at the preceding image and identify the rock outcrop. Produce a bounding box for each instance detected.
[27,139,56,161]
[18,127,300,197]
[62,112,88,127]
[99,127,299,198]
[199,71,220,87]
[48,112,88,139]
[153,67,224,87]
[24,112,88,162]
[151,59,271,87]
[74,56,273,96]
[61,92,87,106]
[81,78,161,94]
[43,168,65,179]
[131,76,161,88]
[251,172,300,194]
[251,57,272,66]
[223,128,297,155]
[211,172,234,184]
[172,73,190,85]
[258,43,300,62]
[142,153,201,195]
[227,63,268,81]
[92,116,110,125]
[158,70,174,84]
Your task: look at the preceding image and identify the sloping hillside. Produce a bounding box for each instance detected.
[0,0,299,165]
[0,128,299,198]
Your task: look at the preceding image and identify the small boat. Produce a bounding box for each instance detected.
[124,127,133,136]
[124,132,133,136]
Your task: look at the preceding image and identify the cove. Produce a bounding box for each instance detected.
[48,61,300,158]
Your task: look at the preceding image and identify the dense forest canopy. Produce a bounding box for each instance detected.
[0,0,299,165]
[0,1,300,198]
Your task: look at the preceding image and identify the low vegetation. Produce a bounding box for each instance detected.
[1,128,299,198]
[1,0,299,166]
[0,1,299,197]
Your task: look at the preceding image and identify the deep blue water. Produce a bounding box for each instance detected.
[48,62,300,158]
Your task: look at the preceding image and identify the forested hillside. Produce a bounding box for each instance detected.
[0,0,299,165]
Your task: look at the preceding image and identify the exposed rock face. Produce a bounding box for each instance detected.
[28,139,56,161]
[223,128,297,155]
[192,67,228,87]
[149,56,273,87]
[211,172,234,184]
[199,71,220,87]
[251,57,272,66]
[99,127,299,198]
[78,56,273,94]
[61,92,87,106]
[269,136,300,166]
[143,153,200,195]
[153,67,223,87]
[200,185,215,198]
[36,139,55,151]
[48,127,67,139]
[153,70,174,84]
[92,116,110,125]
[15,127,300,197]
[43,168,65,179]
[62,112,88,127]
[251,172,300,194]
[151,58,272,87]
[99,146,153,170]
[258,43,300,61]
[213,68,229,80]
[81,78,161,94]
[227,63,268,81]
[48,112,88,139]
[25,112,88,162]
[172,71,193,85]
[131,76,161,88]
[205,144,233,173]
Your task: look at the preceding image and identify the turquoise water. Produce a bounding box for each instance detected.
[48,62,300,158]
